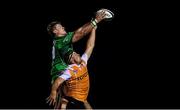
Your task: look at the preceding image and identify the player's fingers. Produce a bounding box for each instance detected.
[46,97,52,104]
[97,10,105,16]
[102,11,107,17]
[53,100,56,106]
[49,99,53,106]
[100,11,106,19]
[46,97,50,103]
[46,96,50,101]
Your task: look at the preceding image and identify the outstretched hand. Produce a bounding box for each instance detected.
[46,90,57,106]
[95,9,107,23]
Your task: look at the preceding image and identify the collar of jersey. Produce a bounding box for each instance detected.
[54,35,65,40]
[68,64,81,70]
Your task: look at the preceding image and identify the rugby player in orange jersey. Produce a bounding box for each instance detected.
[47,27,96,109]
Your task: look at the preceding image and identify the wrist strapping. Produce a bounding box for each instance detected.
[91,18,97,28]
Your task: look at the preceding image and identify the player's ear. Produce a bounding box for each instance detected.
[53,29,57,34]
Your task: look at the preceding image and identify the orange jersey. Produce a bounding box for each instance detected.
[64,63,89,102]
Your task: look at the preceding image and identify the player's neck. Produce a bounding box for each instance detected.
[56,33,66,37]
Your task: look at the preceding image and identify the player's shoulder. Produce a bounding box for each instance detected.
[63,32,74,42]
[68,32,74,35]
[66,32,74,37]
[81,53,88,65]
[81,60,87,66]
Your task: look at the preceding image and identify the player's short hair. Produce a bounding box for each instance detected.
[47,21,61,36]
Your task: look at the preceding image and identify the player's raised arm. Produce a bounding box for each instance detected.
[72,10,106,43]
[85,28,96,59]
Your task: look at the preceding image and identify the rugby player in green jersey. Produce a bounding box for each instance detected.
[47,10,106,83]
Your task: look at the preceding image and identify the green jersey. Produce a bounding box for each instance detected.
[51,32,74,82]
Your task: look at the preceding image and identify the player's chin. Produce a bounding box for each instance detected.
[75,59,81,65]
[62,32,67,35]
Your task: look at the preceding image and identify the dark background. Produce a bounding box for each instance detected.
[0,0,179,109]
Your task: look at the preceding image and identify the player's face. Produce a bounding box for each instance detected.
[70,52,81,64]
[53,24,67,36]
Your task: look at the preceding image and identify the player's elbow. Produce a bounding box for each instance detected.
[53,77,63,88]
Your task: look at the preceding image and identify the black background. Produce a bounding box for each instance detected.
[0,0,179,109]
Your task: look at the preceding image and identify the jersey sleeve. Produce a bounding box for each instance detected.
[59,69,71,80]
[81,53,88,65]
